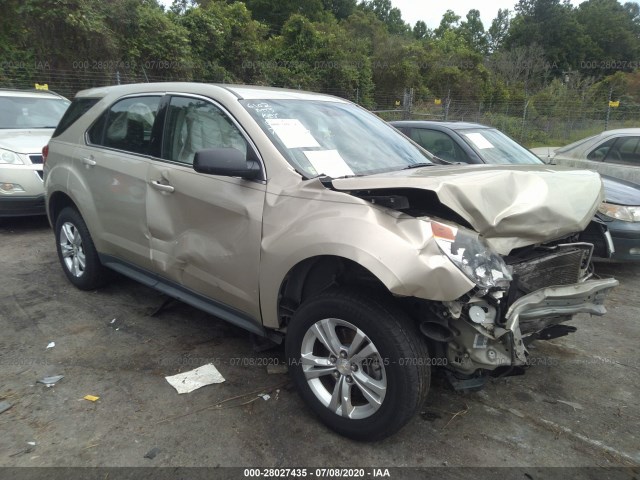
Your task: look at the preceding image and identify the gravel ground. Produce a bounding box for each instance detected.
[0,216,638,473]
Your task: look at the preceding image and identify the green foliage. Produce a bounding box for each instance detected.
[1,0,640,136]
[487,8,510,53]
[458,9,488,55]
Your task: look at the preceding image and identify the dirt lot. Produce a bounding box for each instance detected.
[1,216,639,471]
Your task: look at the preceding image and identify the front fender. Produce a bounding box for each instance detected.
[259,188,475,329]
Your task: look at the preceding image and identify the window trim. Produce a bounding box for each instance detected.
[156,92,267,181]
[84,93,165,159]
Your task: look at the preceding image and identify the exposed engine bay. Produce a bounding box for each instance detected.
[337,185,619,388]
[413,238,618,387]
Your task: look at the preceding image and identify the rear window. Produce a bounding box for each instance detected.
[52,97,99,137]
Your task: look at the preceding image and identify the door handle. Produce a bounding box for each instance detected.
[151,180,175,193]
[82,157,96,167]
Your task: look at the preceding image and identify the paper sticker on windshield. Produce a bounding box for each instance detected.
[303,150,354,178]
[266,119,320,149]
[464,132,494,149]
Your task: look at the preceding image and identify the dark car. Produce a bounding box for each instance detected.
[391,120,640,261]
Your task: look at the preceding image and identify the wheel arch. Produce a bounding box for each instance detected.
[47,191,78,225]
[273,255,395,330]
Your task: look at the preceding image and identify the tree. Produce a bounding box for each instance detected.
[412,20,429,40]
[322,0,357,19]
[487,8,510,52]
[359,0,409,34]
[505,0,595,72]
[459,9,488,54]
[486,43,551,92]
[575,0,640,75]
[243,0,326,31]
[109,0,191,80]
[434,10,460,38]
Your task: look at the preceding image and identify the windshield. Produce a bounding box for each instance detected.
[241,99,432,178]
[458,128,542,165]
[0,95,70,129]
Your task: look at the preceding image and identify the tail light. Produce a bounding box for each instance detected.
[42,144,49,164]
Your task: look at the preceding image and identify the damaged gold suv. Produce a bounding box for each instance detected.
[44,83,618,440]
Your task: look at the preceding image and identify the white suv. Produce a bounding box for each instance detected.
[0,89,69,217]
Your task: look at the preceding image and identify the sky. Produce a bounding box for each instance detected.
[392,0,584,29]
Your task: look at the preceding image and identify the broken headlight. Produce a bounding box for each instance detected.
[431,221,512,291]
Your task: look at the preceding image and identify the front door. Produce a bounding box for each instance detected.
[146,95,266,320]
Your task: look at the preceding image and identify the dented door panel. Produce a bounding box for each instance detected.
[146,162,266,319]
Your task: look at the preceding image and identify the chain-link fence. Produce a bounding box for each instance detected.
[2,66,638,147]
[372,89,640,146]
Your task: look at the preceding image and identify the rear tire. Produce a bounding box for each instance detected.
[285,289,430,440]
[54,207,109,290]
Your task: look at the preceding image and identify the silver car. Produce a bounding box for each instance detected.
[44,83,617,440]
[0,88,69,217]
[532,128,640,185]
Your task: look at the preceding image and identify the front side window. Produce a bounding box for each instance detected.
[241,99,432,178]
[88,96,161,156]
[409,129,468,162]
[0,95,70,129]
[162,96,248,165]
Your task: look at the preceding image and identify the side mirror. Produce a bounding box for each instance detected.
[193,148,261,180]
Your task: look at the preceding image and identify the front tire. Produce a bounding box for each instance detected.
[285,289,430,440]
[54,207,109,290]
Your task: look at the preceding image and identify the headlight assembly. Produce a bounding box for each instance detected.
[0,148,25,165]
[431,221,512,290]
[598,202,640,222]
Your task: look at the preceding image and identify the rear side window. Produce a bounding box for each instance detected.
[589,136,640,166]
[52,98,98,137]
[587,138,616,161]
[88,96,161,156]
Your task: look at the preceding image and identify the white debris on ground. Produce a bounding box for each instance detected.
[165,363,225,394]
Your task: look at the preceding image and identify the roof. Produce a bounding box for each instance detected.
[594,128,640,136]
[75,82,346,103]
[390,120,491,131]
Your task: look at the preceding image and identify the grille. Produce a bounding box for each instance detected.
[29,154,43,164]
[511,246,591,293]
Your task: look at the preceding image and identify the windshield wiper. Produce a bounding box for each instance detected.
[402,162,435,170]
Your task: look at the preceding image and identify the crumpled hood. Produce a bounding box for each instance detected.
[332,164,604,254]
[0,129,54,154]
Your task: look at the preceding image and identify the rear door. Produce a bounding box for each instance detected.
[146,94,266,319]
[82,95,163,270]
